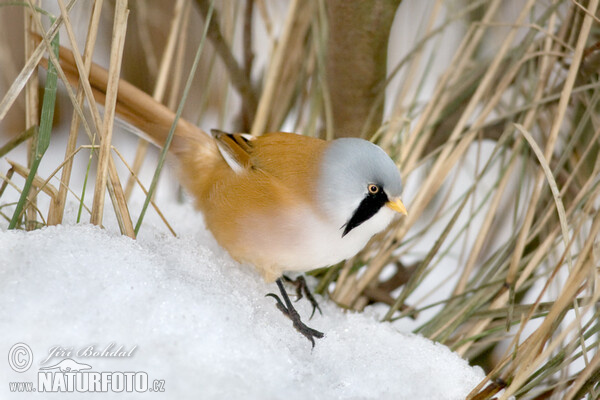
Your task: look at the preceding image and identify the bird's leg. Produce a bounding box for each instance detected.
[282,275,322,319]
[266,278,324,347]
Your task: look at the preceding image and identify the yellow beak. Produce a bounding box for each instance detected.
[386,197,408,215]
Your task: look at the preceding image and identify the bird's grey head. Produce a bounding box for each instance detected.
[317,138,404,238]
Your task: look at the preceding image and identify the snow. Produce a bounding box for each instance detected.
[0,199,485,399]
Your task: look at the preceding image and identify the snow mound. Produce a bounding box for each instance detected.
[1,213,484,399]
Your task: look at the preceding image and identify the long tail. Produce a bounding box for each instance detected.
[41,42,226,206]
[44,42,216,158]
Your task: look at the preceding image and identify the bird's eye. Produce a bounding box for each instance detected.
[368,184,380,194]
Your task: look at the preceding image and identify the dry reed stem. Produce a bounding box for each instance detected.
[0,127,36,157]
[409,0,532,213]
[0,170,46,225]
[384,0,442,146]
[255,0,272,37]
[167,0,190,112]
[453,139,522,296]
[28,144,97,218]
[267,3,313,133]
[27,1,87,229]
[506,0,599,289]
[250,0,303,136]
[457,158,595,352]
[24,0,39,230]
[90,0,129,228]
[460,220,560,352]
[220,2,244,128]
[111,147,176,236]
[0,168,17,204]
[308,0,332,140]
[196,0,257,127]
[515,123,570,261]
[31,9,100,134]
[54,0,103,225]
[124,0,187,200]
[14,142,160,225]
[498,254,600,399]
[33,7,135,236]
[0,0,75,121]
[564,347,600,399]
[400,0,502,170]
[6,160,59,225]
[466,186,600,396]
[383,149,507,320]
[446,153,596,359]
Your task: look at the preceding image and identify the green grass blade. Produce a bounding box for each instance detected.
[8,24,59,230]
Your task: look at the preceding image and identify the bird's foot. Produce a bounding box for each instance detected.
[266,278,324,347]
[282,274,322,319]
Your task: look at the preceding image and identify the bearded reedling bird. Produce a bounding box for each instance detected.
[52,46,408,346]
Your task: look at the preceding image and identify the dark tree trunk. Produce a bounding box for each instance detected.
[326,0,402,138]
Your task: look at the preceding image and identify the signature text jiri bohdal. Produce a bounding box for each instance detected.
[41,343,137,365]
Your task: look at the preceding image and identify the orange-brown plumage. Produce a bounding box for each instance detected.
[176,132,329,281]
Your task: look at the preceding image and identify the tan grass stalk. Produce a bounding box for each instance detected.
[124,0,187,200]
[33,7,135,236]
[403,0,534,224]
[5,160,59,225]
[0,0,76,121]
[24,0,39,230]
[0,170,46,225]
[26,144,97,218]
[0,168,16,204]
[0,127,36,158]
[53,0,103,225]
[514,123,570,262]
[111,147,176,236]
[267,3,314,133]
[456,150,599,353]
[564,348,600,399]
[450,9,559,298]
[399,0,502,170]
[90,0,129,228]
[452,11,568,356]
[255,0,273,38]
[167,0,190,112]
[196,0,256,127]
[506,0,599,290]
[466,187,600,397]
[250,0,304,136]
[452,139,522,295]
[498,256,600,399]
[383,0,443,145]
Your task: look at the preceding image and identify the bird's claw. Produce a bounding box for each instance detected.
[265,292,288,315]
[282,275,323,319]
[267,278,325,347]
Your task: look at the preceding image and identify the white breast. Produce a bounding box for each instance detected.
[238,204,397,275]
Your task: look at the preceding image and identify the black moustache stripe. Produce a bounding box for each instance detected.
[341,190,388,237]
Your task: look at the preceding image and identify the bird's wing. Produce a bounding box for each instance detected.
[211,129,256,174]
[211,131,330,194]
